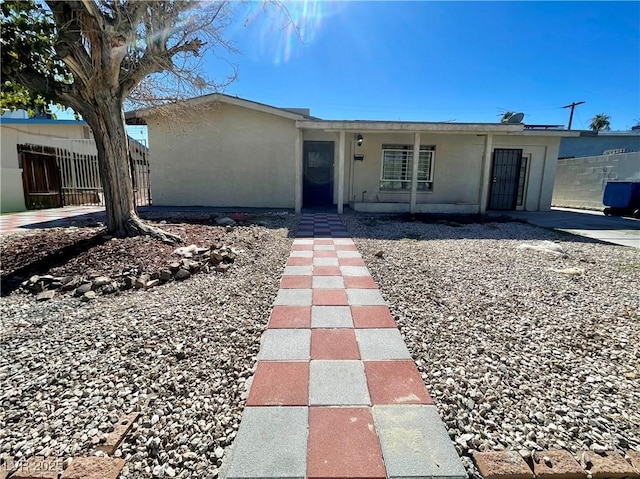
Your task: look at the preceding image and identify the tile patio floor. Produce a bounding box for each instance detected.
[221,213,467,479]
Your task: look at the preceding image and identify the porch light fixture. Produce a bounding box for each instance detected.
[356,134,363,147]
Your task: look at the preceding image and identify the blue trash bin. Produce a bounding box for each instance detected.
[603,181,640,218]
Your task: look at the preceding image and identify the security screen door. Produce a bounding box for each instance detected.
[488,148,523,210]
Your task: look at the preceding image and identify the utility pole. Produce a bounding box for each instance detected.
[562,101,585,130]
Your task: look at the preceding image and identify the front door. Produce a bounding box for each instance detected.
[303,141,334,207]
[488,148,522,210]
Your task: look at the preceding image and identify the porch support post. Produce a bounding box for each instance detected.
[409,131,421,213]
[479,132,493,214]
[294,129,303,213]
[337,130,345,214]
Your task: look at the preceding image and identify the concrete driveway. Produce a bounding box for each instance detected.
[499,207,640,248]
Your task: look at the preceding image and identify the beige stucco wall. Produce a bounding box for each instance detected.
[0,122,88,212]
[493,135,560,211]
[147,103,298,208]
[347,133,483,212]
[333,132,561,213]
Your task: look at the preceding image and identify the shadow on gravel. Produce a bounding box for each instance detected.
[12,212,107,230]
[344,212,609,245]
[1,209,299,296]
[1,233,108,297]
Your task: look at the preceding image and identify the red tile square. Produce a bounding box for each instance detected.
[313,266,342,276]
[343,276,377,289]
[364,361,433,405]
[311,329,360,359]
[339,257,366,266]
[351,306,396,328]
[314,250,338,258]
[292,244,313,251]
[287,256,313,266]
[280,275,313,289]
[313,289,348,306]
[268,306,311,328]
[335,244,358,251]
[314,239,334,245]
[308,407,386,479]
[246,361,309,406]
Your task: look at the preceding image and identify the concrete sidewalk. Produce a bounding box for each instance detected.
[221,213,467,479]
[497,207,640,248]
[0,206,105,236]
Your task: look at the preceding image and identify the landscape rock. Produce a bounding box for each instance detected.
[123,276,136,289]
[134,274,150,289]
[81,291,97,301]
[174,268,191,280]
[159,269,173,282]
[74,282,93,297]
[36,290,56,301]
[215,263,231,273]
[92,276,112,288]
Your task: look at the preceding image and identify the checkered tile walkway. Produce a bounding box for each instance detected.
[221,213,467,479]
[0,206,105,236]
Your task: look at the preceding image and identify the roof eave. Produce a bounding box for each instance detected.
[295,120,524,133]
[125,93,306,123]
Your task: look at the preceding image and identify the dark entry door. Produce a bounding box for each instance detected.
[488,148,522,210]
[303,141,334,206]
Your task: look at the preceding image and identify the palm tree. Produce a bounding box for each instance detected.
[590,114,611,132]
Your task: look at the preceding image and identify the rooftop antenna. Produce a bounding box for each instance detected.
[562,101,585,130]
[508,112,525,123]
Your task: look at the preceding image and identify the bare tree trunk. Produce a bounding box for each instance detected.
[81,95,181,245]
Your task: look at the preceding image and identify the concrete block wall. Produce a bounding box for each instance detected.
[552,152,640,209]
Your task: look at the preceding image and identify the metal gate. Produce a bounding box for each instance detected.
[19,138,151,209]
[488,148,523,210]
[19,145,63,209]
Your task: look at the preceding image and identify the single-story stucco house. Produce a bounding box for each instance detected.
[126,94,578,214]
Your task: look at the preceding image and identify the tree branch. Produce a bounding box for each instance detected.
[80,0,106,29]
[45,1,93,90]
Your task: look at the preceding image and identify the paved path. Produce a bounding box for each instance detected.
[0,206,105,236]
[221,213,466,479]
[499,207,640,248]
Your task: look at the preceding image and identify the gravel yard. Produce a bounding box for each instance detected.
[343,215,640,477]
[0,213,296,478]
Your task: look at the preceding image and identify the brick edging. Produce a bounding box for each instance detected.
[473,449,640,479]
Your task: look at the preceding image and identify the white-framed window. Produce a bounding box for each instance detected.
[380,144,435,191]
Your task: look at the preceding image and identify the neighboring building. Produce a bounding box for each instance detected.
[559,130,640,159]
[1,112,92,212]
[1,111,150,213]
[553,152,640,210]
[127,94,577,214]
[552,131,640,210]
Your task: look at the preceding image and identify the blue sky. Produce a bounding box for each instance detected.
[210,1,639,131]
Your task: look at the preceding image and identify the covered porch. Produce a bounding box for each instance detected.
[293,120,556,215]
